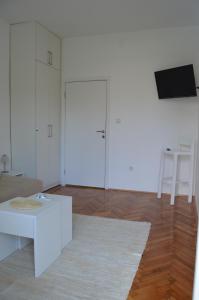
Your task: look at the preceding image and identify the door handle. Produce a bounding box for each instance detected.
[96,130,105,133]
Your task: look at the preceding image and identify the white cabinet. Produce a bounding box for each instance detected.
[36,23,60,70]
[11,22,61,189]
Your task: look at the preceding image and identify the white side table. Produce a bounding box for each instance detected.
[0,194,72,277]
[157,149,194,205]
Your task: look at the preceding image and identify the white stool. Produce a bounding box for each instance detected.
[157,144,194,205]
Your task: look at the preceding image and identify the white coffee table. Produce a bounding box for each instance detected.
[0,194,72,277]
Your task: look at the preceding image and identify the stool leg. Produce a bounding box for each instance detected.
[171,154,178,205]
[158,151,164,199]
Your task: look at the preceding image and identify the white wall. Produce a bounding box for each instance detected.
[62,26,199,192]
[0,18,10,169]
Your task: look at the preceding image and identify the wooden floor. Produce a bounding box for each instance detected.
[48,186,198,300]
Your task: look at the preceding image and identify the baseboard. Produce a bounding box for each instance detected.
[64,184,105,190]
[47,184,195,201]
[109,187,156,195]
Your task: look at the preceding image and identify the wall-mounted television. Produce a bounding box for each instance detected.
[154,64,197,99]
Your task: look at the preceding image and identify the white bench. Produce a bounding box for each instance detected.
[0,194,72,277]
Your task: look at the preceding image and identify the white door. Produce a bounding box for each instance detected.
[65,81,107,188]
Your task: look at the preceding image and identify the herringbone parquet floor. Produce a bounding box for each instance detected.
[48,186,197,300]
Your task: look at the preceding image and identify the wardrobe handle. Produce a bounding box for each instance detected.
[50,124,53,137]
[47,51,50,65]
[47,51,53,65]
[50,52,53,66]
[48,125,51,137]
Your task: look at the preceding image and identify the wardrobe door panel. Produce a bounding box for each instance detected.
[36,23,49,65]
[36,23,60,70]
[11,22,36,178]
[48,32,61,70]
[36,62,50,188]
[48,68,60,186]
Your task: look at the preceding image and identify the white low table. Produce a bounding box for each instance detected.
[0,194,72,277]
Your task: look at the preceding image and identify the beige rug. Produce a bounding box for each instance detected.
[0,214,150,300]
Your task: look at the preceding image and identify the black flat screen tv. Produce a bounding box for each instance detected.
[155,64,197,99]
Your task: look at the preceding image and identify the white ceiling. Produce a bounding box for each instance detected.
[0,0,199,38]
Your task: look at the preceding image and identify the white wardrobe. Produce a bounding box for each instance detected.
[11,22,61,189]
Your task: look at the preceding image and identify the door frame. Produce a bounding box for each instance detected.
[61,78,110,189]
